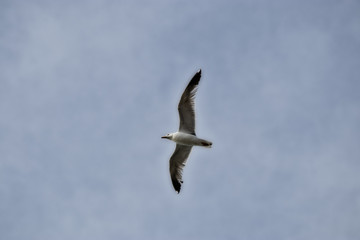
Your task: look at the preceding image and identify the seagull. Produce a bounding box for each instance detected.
[162,69,212,193]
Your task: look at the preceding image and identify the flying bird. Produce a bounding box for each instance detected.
[162,69,212,193]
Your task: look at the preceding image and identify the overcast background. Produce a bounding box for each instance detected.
[1,0,360,239]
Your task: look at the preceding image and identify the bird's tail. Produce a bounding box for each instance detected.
[200,139,212,148]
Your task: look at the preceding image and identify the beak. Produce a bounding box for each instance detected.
[161,136,167,139]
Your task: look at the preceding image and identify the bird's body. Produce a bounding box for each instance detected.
[162,69,212,193]
[163,132,212,148]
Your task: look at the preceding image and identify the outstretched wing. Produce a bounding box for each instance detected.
[169,144,193,193]
[178,69,201,135]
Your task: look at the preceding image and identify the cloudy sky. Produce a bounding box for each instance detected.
[1,0,360,239]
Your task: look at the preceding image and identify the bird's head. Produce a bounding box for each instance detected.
[161,133,173,140]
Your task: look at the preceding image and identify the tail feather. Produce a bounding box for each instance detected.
[200,140,212,148]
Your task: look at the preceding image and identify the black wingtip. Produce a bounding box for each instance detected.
[172,178,183,193]
[188,69,201,87]
[196,69,201,78]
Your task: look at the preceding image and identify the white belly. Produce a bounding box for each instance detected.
[172,132,212,148]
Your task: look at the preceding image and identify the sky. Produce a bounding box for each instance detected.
[1,0,360,239]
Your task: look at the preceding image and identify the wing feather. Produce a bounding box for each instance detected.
[169,144,192,193]
[178,69,201,135]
